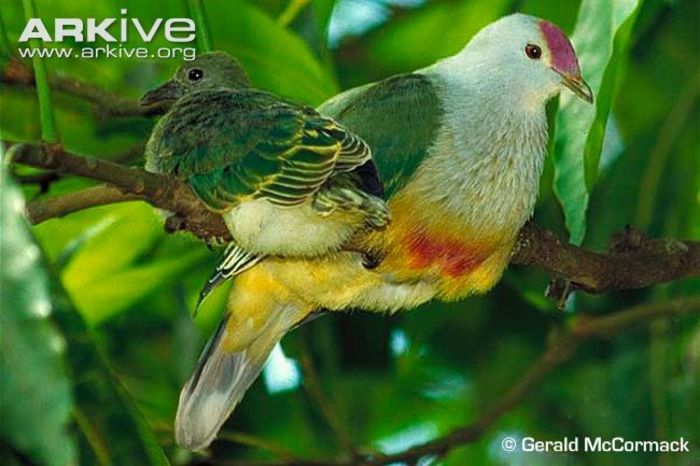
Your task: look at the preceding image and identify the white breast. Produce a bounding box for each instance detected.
[414,67,548,235]
[224,199,358,257]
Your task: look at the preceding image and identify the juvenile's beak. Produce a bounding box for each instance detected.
[556,70,593,103]
[140,80,184,106]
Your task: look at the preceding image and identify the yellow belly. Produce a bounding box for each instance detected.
[246,188,517,313]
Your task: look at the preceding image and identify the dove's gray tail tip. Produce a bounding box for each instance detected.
[174,300,299,450]
[174,314,270,451]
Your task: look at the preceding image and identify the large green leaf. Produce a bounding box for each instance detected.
[0,152,77,466]
[553,0,642,244]
[1,151,170,465]
[72,249,206,325]
[34,201,208,325]
[368,0,511,75]
[60,203,162,283]
[204,0,338,105]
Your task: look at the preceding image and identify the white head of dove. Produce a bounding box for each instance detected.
[140,51,251,106]
[436,14,592,106]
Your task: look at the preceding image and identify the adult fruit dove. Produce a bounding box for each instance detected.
[168,14,593,450]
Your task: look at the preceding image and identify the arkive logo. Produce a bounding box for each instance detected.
[19,9,196,43]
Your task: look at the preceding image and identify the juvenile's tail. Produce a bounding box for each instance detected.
[175,268,308,450]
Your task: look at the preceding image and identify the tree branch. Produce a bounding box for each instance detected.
[25,184,142,223]
[6,142,229,240]
[7,141,698,293]
[1,57,166,118]
[511,222,699,293]
[12,142,144,195]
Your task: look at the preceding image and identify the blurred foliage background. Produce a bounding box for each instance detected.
[0,0,698,465]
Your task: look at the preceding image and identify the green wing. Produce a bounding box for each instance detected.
[318,73,444,198]
[146,89,371,212]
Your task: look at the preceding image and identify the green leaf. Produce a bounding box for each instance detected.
[553,0,642,244]
[41,201,207,325]
[2,151,170,465]
[368,0,511,75]
[61,203,162,285]
[73,250,206,325]
[1,152,77,466]
[205,0,338,105]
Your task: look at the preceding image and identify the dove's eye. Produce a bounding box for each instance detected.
[188,68,204,81]
[525,44,542,60]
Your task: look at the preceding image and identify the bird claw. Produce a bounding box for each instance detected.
[205,236,228,250]
[545,279,580,311]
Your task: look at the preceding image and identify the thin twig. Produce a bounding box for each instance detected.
[25,184,142,223]
[217,431,300,461]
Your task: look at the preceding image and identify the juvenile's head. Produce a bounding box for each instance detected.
[457,14,592,106]
[140,52,251,106]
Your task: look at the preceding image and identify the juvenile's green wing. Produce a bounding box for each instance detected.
[318,73,444,198]
[146,89,371,212]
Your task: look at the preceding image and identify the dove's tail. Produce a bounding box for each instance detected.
[175,267,310,450]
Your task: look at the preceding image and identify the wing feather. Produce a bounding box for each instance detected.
[146,88,374,213]
[318,73,444,198]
